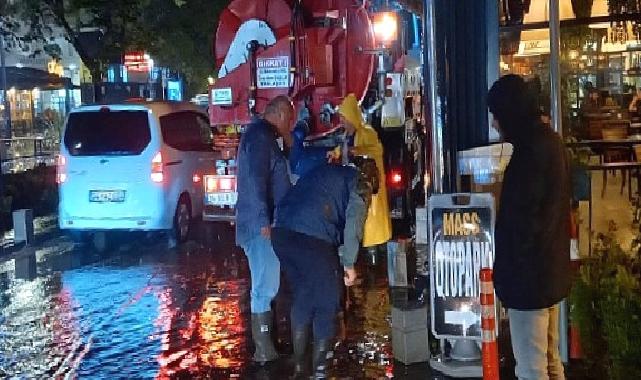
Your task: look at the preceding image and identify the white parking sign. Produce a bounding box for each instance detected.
[257,56,290,88]
[428,193,496,340]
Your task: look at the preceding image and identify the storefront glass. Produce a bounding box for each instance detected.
[0,87,73,173]
[498,0,641,252]
[500,0,641,139]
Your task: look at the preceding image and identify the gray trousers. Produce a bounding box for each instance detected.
[509,303,566,380]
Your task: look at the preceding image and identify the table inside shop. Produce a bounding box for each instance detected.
[578,162,641,256]
[567,139,641,197]
[566,139,641,148]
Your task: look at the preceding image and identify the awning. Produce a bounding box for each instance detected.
[2,67,73,91]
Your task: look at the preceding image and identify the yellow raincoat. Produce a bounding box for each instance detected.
[338,94,392,247]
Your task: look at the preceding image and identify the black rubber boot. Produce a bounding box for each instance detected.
[291,326,309,378]
[312,339,333,379]
[367,246,378,266]
[251,311,279,364]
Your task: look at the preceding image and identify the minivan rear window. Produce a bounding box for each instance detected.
[64,110,151,156]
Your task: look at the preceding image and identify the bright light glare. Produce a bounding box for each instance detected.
[373,12,398,43]
[220,178,233,191]
[206,177,217,192]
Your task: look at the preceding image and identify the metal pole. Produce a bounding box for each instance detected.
[486,0,501,142]
[425,0,444,195]
[0,34,8,127]
[0,32,9,181]
[549,0,568,363]
[550,0,562,137]
[559,298,569,363]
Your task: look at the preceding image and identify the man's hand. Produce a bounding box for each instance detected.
[344,267,357,287]
[260,226,271,239]
[326,147,341,163]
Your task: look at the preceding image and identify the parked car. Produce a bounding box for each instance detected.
[58,101,215,251]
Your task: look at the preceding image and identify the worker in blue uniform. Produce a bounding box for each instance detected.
[271,158,379,379]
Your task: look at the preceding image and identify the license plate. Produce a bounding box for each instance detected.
[89,190,126,203]
[205,192,237,206]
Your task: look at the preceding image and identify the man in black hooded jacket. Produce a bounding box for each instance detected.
[487,75,570,380]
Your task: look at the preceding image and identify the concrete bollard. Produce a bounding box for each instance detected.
[391,306,430,364]
[13,209,34,245]
[14,248,37,280]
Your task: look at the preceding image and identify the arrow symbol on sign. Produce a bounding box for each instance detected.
[444,310,480,337]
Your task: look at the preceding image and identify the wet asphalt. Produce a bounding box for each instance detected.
[0,224,588,379]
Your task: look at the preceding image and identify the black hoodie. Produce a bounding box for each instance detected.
[488,75,571,310]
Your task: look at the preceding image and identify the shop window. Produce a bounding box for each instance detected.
[497,4,639,137]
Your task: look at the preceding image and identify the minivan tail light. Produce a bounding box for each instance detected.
[56,155,67,184]
[151,152,164,183]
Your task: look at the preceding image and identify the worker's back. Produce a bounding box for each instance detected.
[274,164,358,247]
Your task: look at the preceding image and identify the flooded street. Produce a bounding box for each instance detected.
[0,228,442,379]
[0,227,585,379]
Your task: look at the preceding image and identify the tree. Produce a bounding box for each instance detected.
[1,0,151,97]
[1,0,229,97]
[137,0,229,95]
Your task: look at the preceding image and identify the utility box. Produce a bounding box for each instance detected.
[387,239,415,287]
[13,209,34,245]
[391,306,430,364]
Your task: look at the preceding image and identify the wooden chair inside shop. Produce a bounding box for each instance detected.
[588,119,605,140]
[601,121,632,198]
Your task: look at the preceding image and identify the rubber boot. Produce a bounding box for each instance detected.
[312,339,333,379]
[367,246,378,266]
[291,326,309,378]
[251,311,279,364]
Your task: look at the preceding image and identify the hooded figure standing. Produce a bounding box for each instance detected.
[338,94,392,251]
[488,75,570,380]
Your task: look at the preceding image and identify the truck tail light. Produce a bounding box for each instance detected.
[56,154,67,184]
[151,152,164,183]
[388,169,404,188]
[204,175,236,193]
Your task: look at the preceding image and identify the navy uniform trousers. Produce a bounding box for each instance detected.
[272,227,342,340]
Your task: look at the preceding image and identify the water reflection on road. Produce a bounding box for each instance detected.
[0,233,432,379]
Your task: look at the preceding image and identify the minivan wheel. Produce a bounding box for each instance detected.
[92,232,109,253]
[173,196,192,244]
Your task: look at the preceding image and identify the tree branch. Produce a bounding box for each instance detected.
[44,0,99,74]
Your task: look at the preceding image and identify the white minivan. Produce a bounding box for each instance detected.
[58,101,216,250]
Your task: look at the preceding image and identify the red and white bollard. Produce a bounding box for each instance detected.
[480,268,499,380]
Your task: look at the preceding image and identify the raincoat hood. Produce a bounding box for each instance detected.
[338,94,364,131]
[337,93,391,247]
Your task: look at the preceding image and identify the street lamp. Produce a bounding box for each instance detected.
[372,11,398,47]
[371,11,399,102]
